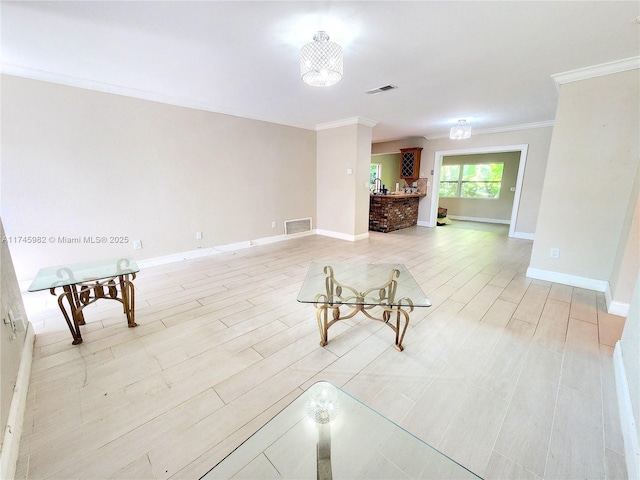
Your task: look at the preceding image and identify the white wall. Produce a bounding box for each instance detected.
[528,69,640,292]
[1,75,317,281]
[0,218,33,480]
[618,273,640,479]
[0,219,28,445]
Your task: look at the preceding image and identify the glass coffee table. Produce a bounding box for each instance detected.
[297,262,431,351]
[28,257,139,344]
[201,381,480,479]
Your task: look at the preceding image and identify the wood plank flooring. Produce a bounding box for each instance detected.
[15,223,627,479]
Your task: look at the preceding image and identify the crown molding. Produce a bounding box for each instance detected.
[1,63,319,132]
[551,56,640,86]
[423,120,554,140]
[316,117,378,131]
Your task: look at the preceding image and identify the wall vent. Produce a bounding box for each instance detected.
[284,217,312,235]
[365,84,398,95]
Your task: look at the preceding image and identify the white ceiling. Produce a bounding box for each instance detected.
[2,1,639,143]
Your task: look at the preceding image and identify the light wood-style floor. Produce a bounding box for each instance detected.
[16,223,628,479]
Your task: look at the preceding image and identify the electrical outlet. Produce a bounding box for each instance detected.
[6,309,25,332]
[550,247,560,258]
[271,221,277,229]
[196,231,202,240]
[133,240,142,250]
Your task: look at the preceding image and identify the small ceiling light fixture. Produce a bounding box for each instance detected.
[300,31,343,87]
[450,119,472,139]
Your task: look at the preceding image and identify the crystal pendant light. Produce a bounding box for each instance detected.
[306,382,340,423]
[300,31,343,87]
[450,119,472,139]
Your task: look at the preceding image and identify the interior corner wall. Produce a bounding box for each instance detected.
[617,272,640,477]
[316,122,373,239]
[316,125,357,237]
[354,123,374,237]
[528,69,640,289]
[609,162,640,309]
[0,75,317,281]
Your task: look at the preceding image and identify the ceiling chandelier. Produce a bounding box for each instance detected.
[300,31,343,87]
[450,119,472,139]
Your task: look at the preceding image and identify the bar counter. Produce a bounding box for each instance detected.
[369,193,426,233]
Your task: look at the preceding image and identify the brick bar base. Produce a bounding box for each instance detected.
[369,196,420,233]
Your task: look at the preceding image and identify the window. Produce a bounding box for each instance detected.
[439,163,504,199]
[370,163,381,188]
[440,165,461,197]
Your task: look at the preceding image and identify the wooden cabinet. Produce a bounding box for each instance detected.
[399,148,422,182]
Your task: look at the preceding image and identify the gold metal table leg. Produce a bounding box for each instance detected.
[55,285,84,345]
[119,273,137,328]
[311,266,414,351]
[51,274,138,345]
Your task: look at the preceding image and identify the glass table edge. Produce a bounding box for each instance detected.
[296,261,432,307]
[199,380,480,479]
[27,256,140,292]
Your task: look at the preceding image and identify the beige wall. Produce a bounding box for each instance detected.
[371,138,426,158]
[1,75,317,281]
[317,125,357,236]
[316,120,373,239]
[439,151,520,222]
[355,123,374,237]
[529,69,640,286]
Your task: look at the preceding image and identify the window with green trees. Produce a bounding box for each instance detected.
[439,163,504,199]
[370,164,381,188]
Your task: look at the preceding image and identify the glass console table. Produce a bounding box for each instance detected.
[201,381,480,479]
[28,257,139,345]
[297,262,431,351]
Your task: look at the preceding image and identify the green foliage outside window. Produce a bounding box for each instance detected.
[439,163,503,199]
[370,164,381,187]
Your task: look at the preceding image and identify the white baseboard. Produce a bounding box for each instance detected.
[135,231,315,270]
[526,267,608,292]
[448,215,510,224]
[605,283,631,317]
[608,301,631,317]
[433,216,535,240]
[527,269,629,316]
[316,229,369,242]
[511,231,535,240]
[0,323,35,480]
[613,342,640,480]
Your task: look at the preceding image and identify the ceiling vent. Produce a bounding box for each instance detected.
[365,85,397,95]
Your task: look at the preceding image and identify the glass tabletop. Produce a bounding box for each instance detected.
[28,257,139,291]
[297,262,431,308]
[201,381,480,479]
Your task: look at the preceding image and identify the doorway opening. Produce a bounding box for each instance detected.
[428,144,529,238]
